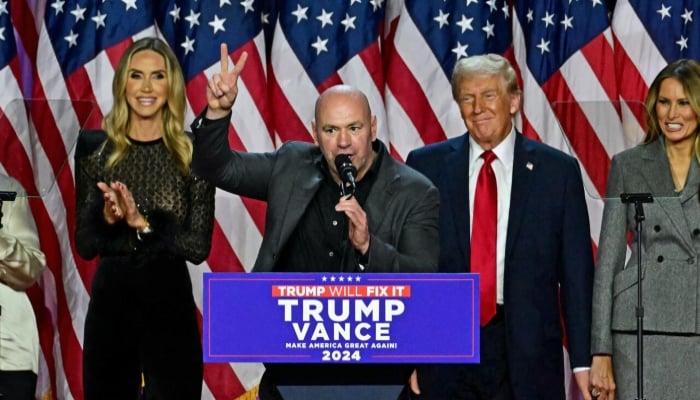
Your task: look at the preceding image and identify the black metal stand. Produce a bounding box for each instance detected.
[620,192,653,400]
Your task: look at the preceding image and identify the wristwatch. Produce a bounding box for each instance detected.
[136,219,152,241]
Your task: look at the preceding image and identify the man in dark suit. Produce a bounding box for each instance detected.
[405,54,594,399]
[191,45,440,399]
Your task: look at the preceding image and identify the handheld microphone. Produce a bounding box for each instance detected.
[334,154,357,197]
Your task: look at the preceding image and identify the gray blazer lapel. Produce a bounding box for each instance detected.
[679,157,700,203]
[639,140,693,250]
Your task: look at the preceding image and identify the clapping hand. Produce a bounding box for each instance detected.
[98,181,123,224]
[97,181,148,230]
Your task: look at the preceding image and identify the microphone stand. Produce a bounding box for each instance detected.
[620,192,653,400]
[0,190,16,398]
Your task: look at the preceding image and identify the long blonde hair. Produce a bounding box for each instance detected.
[102,37,192,174]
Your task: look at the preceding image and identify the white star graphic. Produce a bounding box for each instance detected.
[526,9,534,22]
[456,15,474,33]
[676,36,688,51]
[657,4,671,20]
[542,11,555,27]
[560,14,573,30]
[220,0,232,6]
[185,9,201,29]
[91,11,107,29]
[209,14,226,34]
[485,0,497,12]
[311,35,328,55]
[433,9,449,29]
[181,36,195,55]
[70,4,87,22]
[370,0,384,12]
[536,37,550,54]
[501,4,509,19]
[466,0,479,6]
[261,12,270,24]
[169,5,181,22]
[0,27,5,41]
[292,4,309,23]
[51,0,65,15]
[240,0,254,13]
[341,13,357,32]
[0,1,8,16]
[682,8,693,24]
[316,8,334,28]
[64,29,79,47]
[482,20,495,38]
[451,41,469,59]
[122,0,137,11]
[590,0,602,7]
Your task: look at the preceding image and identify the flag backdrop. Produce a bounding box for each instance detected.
[0,0,696,398]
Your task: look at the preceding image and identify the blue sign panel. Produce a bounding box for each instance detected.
[203,273,479,364]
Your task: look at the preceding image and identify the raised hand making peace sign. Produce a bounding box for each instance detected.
[205,43,248,120]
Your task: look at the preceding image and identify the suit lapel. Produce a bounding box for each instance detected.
[684,157,700,203]
[444,136,471,269]
[275,153,324,250]
[505,133,534,260]
[364,153,396,233]
[639,140,693,250]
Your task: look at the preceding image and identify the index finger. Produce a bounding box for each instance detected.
[220,43,229,73]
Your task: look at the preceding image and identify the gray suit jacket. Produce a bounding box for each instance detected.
[191,114,439,273]
[591,138,700,354]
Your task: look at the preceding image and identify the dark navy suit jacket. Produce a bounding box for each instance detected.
[406,132,593,399]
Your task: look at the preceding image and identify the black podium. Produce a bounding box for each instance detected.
[278,385,403,400]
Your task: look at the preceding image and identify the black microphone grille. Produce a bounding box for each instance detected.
[334,154,356,174]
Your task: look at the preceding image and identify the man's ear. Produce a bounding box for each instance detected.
[311,121,319,145]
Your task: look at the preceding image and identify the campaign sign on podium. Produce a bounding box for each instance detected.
[203,272,479,364]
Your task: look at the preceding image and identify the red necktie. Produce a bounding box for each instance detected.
[471,150,497,327]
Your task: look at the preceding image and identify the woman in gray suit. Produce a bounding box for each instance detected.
[590,59,700,400]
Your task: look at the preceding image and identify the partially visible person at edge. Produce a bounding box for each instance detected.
[190,44,440,400]
[590,58,700,400]
[74,37,215,400]
[0,174,47,400]
[405,53,594,400]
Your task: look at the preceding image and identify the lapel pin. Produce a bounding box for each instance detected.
[526,162,533,171]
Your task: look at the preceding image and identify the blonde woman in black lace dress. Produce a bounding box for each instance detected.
[74,37,215,400]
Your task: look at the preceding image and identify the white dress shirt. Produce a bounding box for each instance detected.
[468,127,515,306]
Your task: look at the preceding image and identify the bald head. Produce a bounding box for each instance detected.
[315,85,372,122]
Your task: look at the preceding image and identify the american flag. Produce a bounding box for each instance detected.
[0,0,693,399]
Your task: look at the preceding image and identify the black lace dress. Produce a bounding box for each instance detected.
[74,131,215,400]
